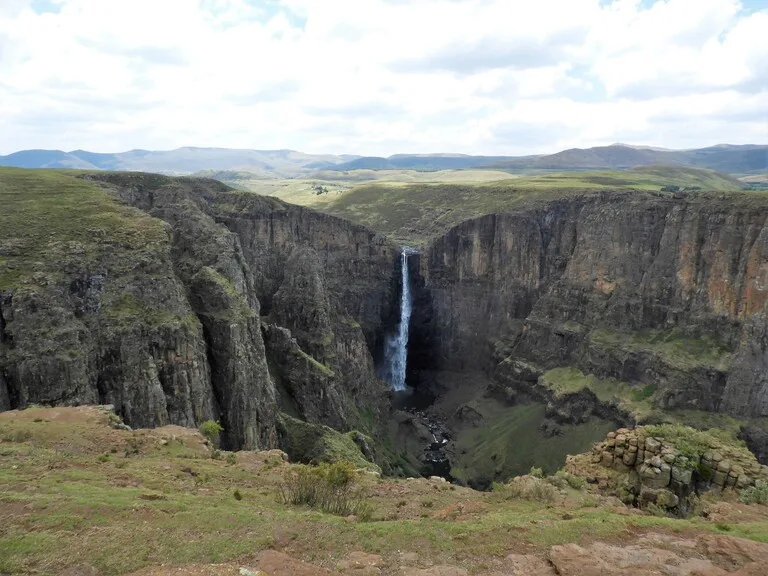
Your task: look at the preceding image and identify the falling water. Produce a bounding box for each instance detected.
[386,247,415,391]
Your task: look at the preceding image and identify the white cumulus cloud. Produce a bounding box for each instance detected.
[0,0,765,155]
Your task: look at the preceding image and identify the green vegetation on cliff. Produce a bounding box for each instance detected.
[277,414,379,472]
[590,327,732,371]
[540,367,657,421]
[450,400,616,484]
[0,168,189,329]
[0,169,164,284]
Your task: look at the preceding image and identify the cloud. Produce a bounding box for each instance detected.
[391,27,588,75]
[0,0,765,156]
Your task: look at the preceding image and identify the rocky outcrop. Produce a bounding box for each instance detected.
[547,533,768,576]
[580,426,768,511]
[0,173,398,450]
[416,192,768,419]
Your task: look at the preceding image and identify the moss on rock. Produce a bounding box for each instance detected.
[277,414,380,473]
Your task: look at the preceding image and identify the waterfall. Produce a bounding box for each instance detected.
[386,247,415,391]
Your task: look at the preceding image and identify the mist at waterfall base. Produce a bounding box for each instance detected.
[383,247,417,392]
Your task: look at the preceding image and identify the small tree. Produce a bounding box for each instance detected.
[199,420,224,447]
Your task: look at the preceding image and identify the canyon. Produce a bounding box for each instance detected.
[407,190,768,482]
[1,170,768,484]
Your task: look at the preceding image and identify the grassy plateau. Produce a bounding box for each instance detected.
[212,165,748,244]
[2,406,768,576]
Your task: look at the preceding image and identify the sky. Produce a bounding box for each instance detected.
[0,0,766,156]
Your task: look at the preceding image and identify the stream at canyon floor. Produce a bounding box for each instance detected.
[389,371,617,489]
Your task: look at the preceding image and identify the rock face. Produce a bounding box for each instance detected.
[415,192,768,420]
[0,173,398,450]
[548,533,768,576]
[580,427,768,511]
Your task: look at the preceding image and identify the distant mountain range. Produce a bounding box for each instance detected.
[330,144,767,174]
[0,147,359,178]
[1,144,765,176]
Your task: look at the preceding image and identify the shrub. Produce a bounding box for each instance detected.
[124,437,142,457]
[355,501,374,522]
[279,461,369,517]
[263,455,283,470]
[715,522,732,532]
[644,502,668,517]
[97,454,110,463]
[226,453,237,465]
[493,477,557,503]
[199,420,224,446]
[529,466,544,478]
[740,481,768,505]
[1,429,33,443]
[529,481,558,503]
[546,470,586,490]
[233,489,243,501]
[681,494,707,518]
[697,462,714,481]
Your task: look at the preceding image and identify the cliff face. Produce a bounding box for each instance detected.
[0,172,398,450]
[416,192,768,419]
[0,190,218,435]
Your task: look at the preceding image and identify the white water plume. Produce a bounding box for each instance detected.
[386,247,416,391]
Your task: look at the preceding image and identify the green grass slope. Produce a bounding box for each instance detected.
[3,406,768,575]
[513,165,744,190]
[255,166,746,244]
[0,168,169,290]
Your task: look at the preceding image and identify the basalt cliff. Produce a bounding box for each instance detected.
[3,174,768,473]
[0,171,398,452]
[409,191,768,462]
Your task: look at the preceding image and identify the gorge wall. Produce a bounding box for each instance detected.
[4,172,768,476]
[413,191,768,423]
[0,173,399,451]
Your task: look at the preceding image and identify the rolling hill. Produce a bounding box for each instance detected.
[1,144,765,176]
[0,147,359,177]
[326,144,767,174]
[488,144,768,173]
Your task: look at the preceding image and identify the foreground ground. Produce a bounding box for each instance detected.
[2,407,768,576]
